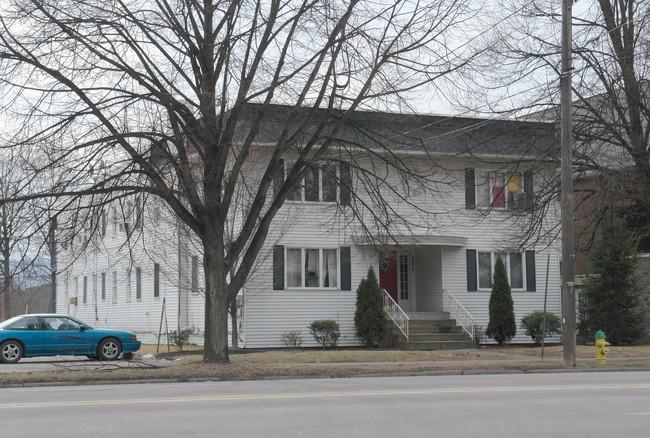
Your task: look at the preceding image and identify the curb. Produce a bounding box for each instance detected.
[2,365,649,389]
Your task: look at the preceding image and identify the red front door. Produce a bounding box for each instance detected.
[379,252,398,302]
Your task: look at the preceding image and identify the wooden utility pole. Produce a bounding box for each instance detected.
[560,0,577,367]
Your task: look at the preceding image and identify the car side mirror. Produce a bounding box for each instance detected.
[80,326,87,331]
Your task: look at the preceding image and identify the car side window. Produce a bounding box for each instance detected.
[43,317,83,331]
[7,316,40,330]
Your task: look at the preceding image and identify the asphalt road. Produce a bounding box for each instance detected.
[1,371,649,437]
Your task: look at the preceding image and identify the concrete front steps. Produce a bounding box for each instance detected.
[384,312,475,350]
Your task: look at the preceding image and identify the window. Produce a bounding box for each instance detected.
[83,276,88,304]
[154,263,160,298]
[100,209,107,237]
[476,171,525,209]
[135,196,143,230]
[286,248,338,288]
[43,316,84,331]
[126,269,132,301]
[466,249,536,292]
[466,169,533,211]
[191,256,199,293]
[112,271,117,303]
[274,245,350,291]
[112,207,118,236]
[477,252,524,290]
[92,274,97,304]
[6,316,40,330]
[135,267,142,300]
[285,162,348,203]
[101,273,106,300]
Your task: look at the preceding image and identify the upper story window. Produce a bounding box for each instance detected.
[286,162,339,203]
[465,168,533,211]
[477,171,525,210]
[278,160,351,205]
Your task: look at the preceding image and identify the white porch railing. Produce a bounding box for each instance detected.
[382,289,409,341]
[442,289,475,340]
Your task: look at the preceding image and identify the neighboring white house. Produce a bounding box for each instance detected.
[56,104,562,347]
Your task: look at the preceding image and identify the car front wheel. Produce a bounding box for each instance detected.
[0,340,23,364]
[97,338,122,361]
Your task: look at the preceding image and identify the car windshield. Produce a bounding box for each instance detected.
[0,315,25,329]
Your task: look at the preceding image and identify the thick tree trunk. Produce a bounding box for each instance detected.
[202,240,230,363]
[230,297,239,351]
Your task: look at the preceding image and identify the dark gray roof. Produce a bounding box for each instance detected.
[236,103,557,159]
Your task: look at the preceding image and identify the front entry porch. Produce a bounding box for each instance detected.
[378,245,447,313]
[373,238,475,350]
[383,311,475,350]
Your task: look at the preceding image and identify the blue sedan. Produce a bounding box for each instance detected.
[0,314,141,363]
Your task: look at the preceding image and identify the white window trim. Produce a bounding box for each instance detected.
[284,247,340,289]
[476,251,526,291]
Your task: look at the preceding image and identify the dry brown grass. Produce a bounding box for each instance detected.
[2,344,649,387]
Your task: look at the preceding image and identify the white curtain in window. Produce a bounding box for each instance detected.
[287,249,302,287]
[323,249,337,287]
[478,252,492,289]
[509,253,523,289]
[305,249,320,287]
[477,172,491,208]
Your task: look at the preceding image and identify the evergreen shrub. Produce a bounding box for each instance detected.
[485,256,516,345]
[354,267,387,346]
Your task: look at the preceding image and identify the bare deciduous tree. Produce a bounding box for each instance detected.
[0,157,51,319]
[0,0,481,362]
[458,0,650,249]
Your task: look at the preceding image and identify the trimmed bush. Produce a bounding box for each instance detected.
[520,311,562,346]
[309,320,340,349]
[485,256,516,345]
[168,328,192,351]
[354,267,387,347]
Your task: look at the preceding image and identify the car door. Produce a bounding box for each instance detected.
[41,316,94,355]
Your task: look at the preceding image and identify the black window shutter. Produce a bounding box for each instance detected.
[273,245,284,290]
[465,168,476,210]
[339,162,351,206]
[466,249,477,291]
[273,159,285,198]
[524,170,534,211]
[525,250,536,291]
[340,246,351,290]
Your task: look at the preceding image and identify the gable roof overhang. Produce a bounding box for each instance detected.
[363,234,467,247]
[235,103,559,160]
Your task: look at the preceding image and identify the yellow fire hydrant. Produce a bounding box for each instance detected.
[595,330,610,364]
